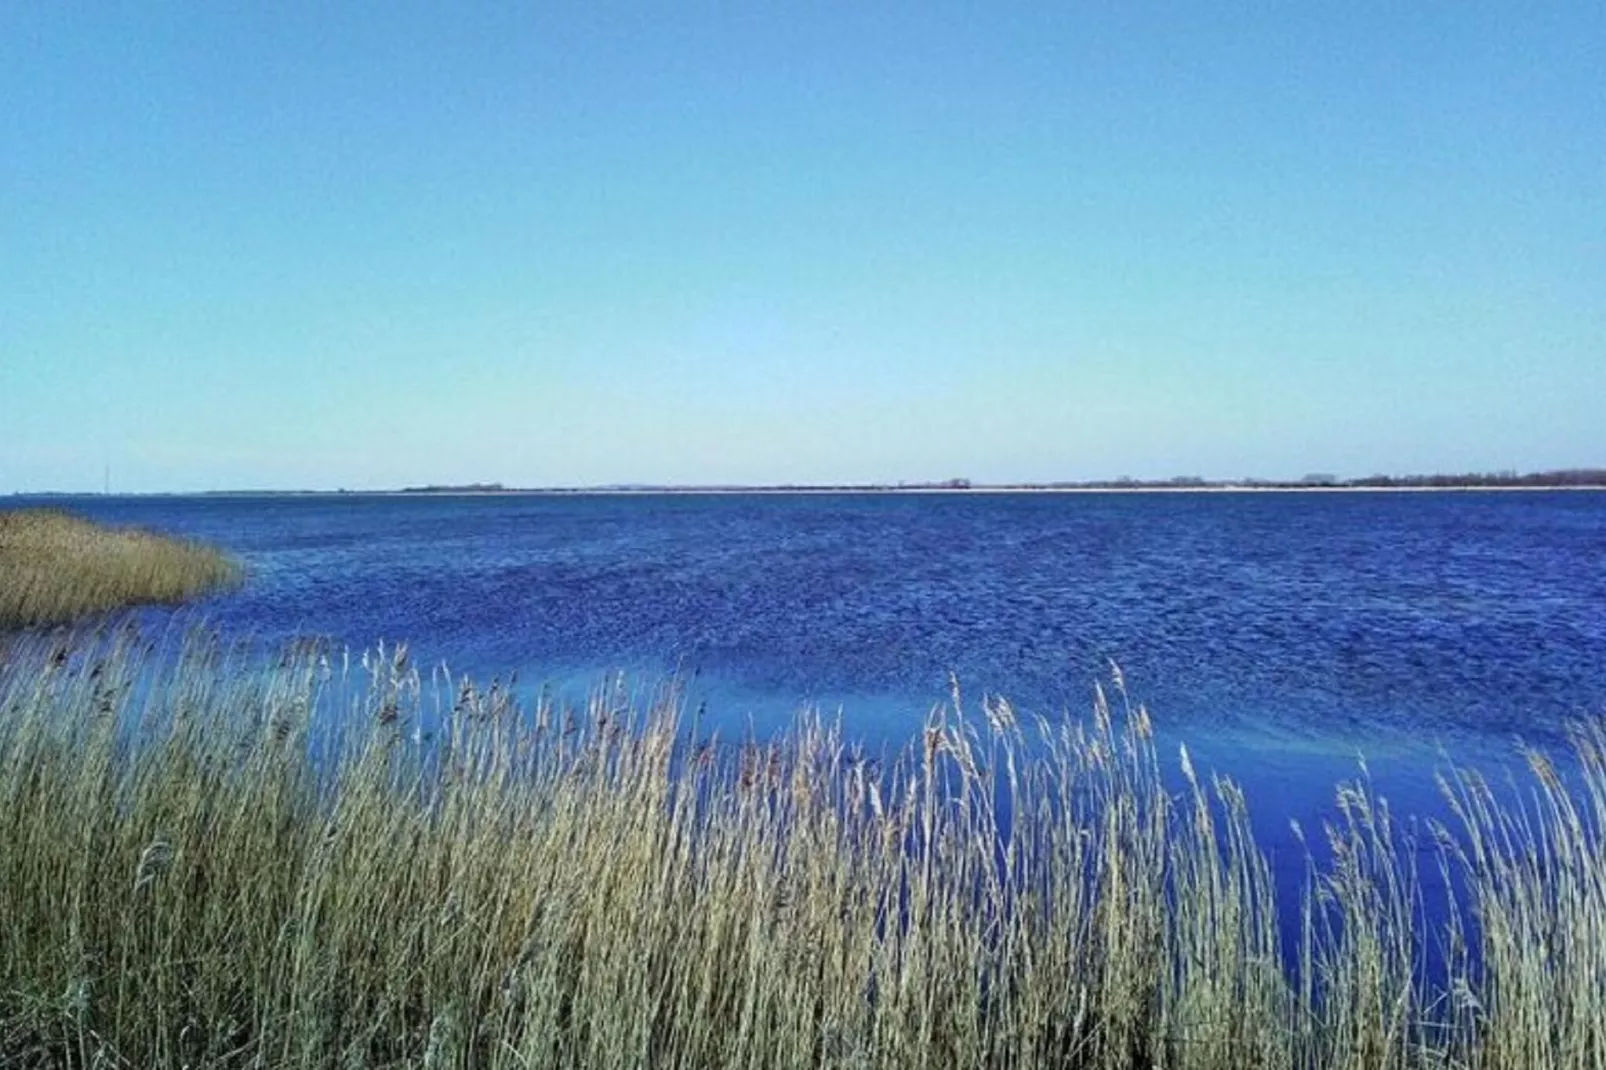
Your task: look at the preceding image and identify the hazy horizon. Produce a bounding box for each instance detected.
[12,467,1606,498]
[4,4,1602,494]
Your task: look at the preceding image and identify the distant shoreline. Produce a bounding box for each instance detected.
[401,483,1602,496]
[11,483,1606,499]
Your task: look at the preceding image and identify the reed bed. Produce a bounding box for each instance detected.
[0,627,1602,1069]
[0,510,241,630]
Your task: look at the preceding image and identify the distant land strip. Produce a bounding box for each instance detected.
[397,468,1606,494]
[12,469,1605,498]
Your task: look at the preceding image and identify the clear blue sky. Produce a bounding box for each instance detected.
[3,3,1601,491]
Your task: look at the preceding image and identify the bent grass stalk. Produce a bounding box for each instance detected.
[0,509,241,630]
[0,628,1602,1068]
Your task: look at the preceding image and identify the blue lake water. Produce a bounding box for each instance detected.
[13,489,1606,905]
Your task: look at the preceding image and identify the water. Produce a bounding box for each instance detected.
[12,488,1606,946]
[19,490,1603,747]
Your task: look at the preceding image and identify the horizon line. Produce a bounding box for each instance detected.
[10,467,1606,498]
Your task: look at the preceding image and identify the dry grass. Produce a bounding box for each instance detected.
[0,628,1602,1068]
[0,510,241,630]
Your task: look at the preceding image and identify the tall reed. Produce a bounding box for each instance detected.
[0,510,241,630]
[0,627,1601,1068]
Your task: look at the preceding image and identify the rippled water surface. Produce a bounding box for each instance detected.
[15,488,1606,922]
[18,491,1606,763]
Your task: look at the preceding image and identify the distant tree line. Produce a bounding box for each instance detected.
[1028,469,1606,490]
[399,483,506,494]
[1339,469,1606,488]
[378,470,1606,494]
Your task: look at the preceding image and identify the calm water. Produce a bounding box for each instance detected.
[13,489,1606,834]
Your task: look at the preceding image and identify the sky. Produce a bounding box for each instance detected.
[2,3,1602,492]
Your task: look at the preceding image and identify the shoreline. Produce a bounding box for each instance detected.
[0,509,241,629]
[11,483,1606,500]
